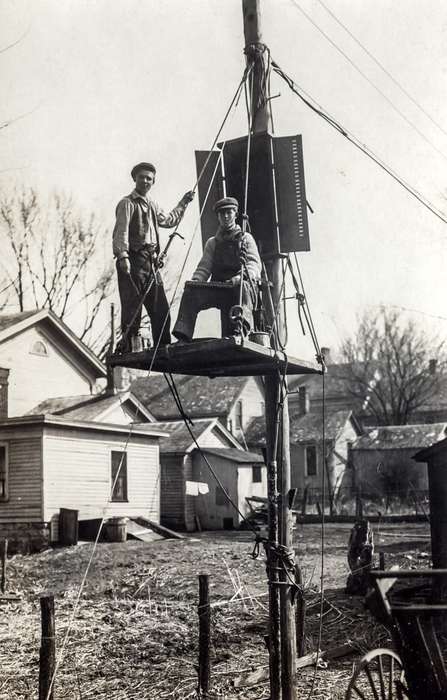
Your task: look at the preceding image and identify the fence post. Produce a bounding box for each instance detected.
[301,486,308,516]
[198,574,210,697]
[295,564,306,657]
[39,595,56,700]
[1,539,7,594]
[379,552,386,571]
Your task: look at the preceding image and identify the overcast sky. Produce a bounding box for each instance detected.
[1,0,447,361]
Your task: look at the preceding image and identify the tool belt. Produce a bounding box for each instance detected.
[129,243,159,271]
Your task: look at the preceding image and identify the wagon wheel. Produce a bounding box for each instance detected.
[345,649,408,699]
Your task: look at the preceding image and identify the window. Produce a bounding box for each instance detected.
[235,400,243,430]
[0,444,8,501]
[252,465,262,483]
[215,485,226,506]
[111,451,128,502]
[30,340,48,356]
[305,445,317,477]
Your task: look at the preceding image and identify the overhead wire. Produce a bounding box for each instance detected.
[272,59,447,226]
[288,0,447,165]
[315,0,447,142]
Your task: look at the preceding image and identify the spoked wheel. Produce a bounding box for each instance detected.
[345,649,408,699]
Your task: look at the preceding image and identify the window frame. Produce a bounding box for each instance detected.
[110,450,128,502]
[234,399,243,430]
[0,442,9,502]
[304,444,318,477]
[29,339,49,357]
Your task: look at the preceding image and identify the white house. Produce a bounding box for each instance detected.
[0,414,167,552]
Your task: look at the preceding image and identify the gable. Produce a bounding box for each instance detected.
[0,326,99,417]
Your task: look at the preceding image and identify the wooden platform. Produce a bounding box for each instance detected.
[109,336,322,378]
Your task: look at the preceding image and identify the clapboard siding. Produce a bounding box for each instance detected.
[237,465,267,517]
[227,377,264,433]
[100,404,134,425]
[43,429,160,523]
[196,426,232,449]
[193,453,238,529]
[0,437,43,521]
[0,327,95,417]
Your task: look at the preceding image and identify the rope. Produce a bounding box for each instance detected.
[44,72,253,691]
[118,66,253,359]
[306,369,327,700]
[145,67,253,374]
[44,422,135,700]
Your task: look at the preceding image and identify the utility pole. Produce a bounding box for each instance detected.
[242,2,297,699]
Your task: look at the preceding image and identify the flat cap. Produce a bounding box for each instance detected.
[213,196,239,212]
[131,162,156,180]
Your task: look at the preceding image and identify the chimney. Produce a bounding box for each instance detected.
[321,347,331,364]
[429,358,437,375]
[298,385,310,415]
[0,368,9,419]
[105,303,117,395]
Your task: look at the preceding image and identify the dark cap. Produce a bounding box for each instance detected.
[131,162,156,181]
[213,196,239,212]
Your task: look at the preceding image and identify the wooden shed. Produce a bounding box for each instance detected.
[352,423,447,496]
[0,414,167,552]
[154,417,264,531]
[193,447,266,530]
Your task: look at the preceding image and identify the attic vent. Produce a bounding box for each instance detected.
[30,340,48,357]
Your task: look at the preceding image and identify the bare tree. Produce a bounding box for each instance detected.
[340,307,447,425]
[0,186,114,346]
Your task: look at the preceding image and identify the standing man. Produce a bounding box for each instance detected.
[173,197,261,342]
[113,162,194,351]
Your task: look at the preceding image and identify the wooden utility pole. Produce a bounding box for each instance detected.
[242,2,297,699]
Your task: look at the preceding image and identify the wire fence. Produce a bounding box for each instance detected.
[296,486,430,518]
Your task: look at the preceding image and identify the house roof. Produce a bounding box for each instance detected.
[200,447,264,464]
[353,423,447,451]
[131,374,251,420]
[245,409,358,447]
[27,391,154,423]
[0,414,168,438]
[153,418,242,454]
[0,311,37,332]
[0,309,106,378]
[288,363,355,401]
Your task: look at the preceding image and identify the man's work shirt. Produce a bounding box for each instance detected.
[113,189,186,259]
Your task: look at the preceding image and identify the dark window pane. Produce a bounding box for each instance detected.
[252,465,262,483]
[0,446,7,500]
[111,451,128,502]
[305,445,317,476]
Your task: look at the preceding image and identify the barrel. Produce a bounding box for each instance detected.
[59,508,79,546]
[105,517,127,542]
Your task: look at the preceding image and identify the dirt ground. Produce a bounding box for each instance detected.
[0,521,431,699]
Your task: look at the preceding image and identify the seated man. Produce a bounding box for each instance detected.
[173,197,262,342]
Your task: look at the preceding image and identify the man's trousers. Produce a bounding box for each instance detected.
[116,248,171,349]
[172,280,256,342]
